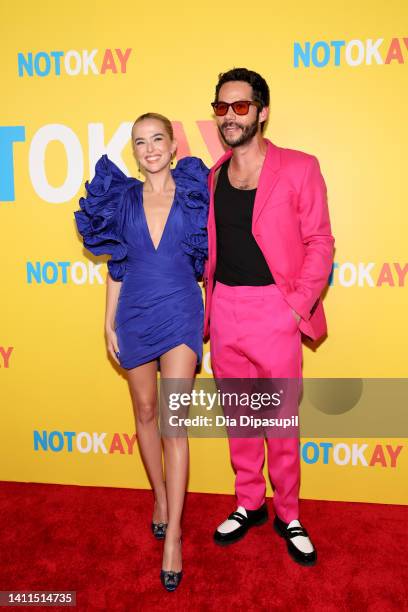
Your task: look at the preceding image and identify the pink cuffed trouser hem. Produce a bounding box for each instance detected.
[210,281,302,523]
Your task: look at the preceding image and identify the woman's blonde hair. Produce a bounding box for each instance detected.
[133,112,174,140]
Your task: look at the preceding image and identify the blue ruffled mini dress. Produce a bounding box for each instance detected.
[74,155,209,369]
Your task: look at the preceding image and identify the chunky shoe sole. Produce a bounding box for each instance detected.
[273,519,317,566]
[214,512,269,546]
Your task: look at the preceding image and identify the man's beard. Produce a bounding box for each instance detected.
[218,117,259,147]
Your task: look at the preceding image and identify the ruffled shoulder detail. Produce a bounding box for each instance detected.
[172,156,209,278]
[74,155,140,281]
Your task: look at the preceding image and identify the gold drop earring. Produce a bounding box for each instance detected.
[138,162,142,179]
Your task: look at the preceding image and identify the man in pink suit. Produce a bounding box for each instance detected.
[204,68,334,565]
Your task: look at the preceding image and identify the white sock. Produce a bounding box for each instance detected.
[217,506,247,534]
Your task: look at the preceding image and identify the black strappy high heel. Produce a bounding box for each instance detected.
[160,538,183,592]
[160,568,183,592]
[151,521,168,540]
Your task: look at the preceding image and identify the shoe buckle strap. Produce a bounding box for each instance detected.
[228,511,246,524]
[287,526,309,538]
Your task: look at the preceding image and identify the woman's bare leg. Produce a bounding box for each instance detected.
[127,359,167,524]
[160,344,197,572]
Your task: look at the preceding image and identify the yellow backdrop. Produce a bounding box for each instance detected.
[1,0,407,505]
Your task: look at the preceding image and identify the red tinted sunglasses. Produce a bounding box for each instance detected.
[211,100,261,116]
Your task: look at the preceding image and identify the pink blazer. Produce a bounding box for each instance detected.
[203,138,335,341]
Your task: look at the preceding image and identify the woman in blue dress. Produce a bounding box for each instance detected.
[74,113,209,592]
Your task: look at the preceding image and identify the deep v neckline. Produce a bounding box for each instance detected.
[141,186,177,252]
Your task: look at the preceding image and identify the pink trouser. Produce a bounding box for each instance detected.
[210,281,302,523]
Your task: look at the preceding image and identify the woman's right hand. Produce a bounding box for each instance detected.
[105,326,120,365]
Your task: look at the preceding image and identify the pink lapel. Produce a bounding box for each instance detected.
[252,139,281,227]
[208,148,233,206]
[207,148,233,267]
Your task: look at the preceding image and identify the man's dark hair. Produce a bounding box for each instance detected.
[214,67,270,132]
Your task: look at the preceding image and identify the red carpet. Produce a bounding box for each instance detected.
[0,482,406,611]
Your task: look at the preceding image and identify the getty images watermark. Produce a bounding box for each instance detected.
[158,378,408,438]
[159,378,301,438]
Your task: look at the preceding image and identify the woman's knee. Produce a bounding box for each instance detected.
[135,400,157,425]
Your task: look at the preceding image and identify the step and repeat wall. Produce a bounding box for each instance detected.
[1,0,407,504]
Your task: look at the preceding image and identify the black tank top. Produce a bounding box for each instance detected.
[214,159,275,286]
